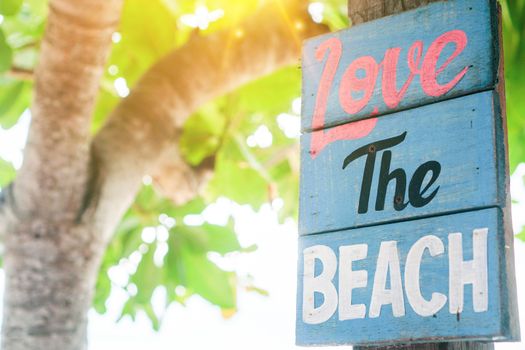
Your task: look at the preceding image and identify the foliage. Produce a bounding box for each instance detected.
[0,0,525,331]
[501,0,525,173]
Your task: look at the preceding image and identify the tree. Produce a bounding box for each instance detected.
[0,0,523,350]
[0,0,332,348]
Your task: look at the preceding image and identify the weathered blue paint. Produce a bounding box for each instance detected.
[299,91,505,235]
[301,0,498,132]
[297,0,520,346]
[296,208,513,346]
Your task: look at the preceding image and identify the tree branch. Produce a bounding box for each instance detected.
[151,146,215,206]
[6,66,34,81]
[88,0,328,237]
[11,0,123,223]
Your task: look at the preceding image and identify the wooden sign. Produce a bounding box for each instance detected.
[301,0,498,133]
[297,208,506,345]
[300,91,505,235]
[296,0,520,346]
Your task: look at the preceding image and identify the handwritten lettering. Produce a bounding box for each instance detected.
[342,132,441,214]
[310,30,469,158]
[310,38,377,159]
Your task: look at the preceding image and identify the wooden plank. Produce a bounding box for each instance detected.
[494,3,522,342]
[301,0,498,132]
[296,208,515,346]
[299,91,505,235]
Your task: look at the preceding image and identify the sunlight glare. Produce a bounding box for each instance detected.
[111,32,122,43]
[180,5,224,30]
[276,113,300,139]
[156,226,170,242]
[292,97,301,115]
[114,77,130,98]
[202,197,233,226]
[154,242,168,267]
[184,214,205,226]
[129,251,142,266]
[141,227,156,244]
[246,125,273,148]
[308,2,324,23]
[234,28,244,38]
[151,287,167,318]
[108,265,129,287]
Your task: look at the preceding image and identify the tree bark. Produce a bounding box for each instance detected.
[347,1,493,350]
[348,0,442,25]
[1,0,123,349]
[13,0,123,222]
[1,222,104,350]
[0,1,327,349]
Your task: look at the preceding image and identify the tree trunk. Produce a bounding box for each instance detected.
[347,1,493,350]
[0,1,327,349]
[1,221,104,350]
[0,0,123,348]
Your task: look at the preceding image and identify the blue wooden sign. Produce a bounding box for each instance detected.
[296,0,520,346]
[296,208,513,345]
[301,0,498,133]
[299,91,505,235]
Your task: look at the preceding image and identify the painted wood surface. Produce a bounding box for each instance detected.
[296,208,515,346]
[299,91,506,235]
[296,0,520,347]
[301,0,498,133]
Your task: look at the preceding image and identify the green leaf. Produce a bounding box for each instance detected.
[25,0,48,18]
[119,301,161,331]
[166,197,207,222]
[0,0,23,16]
[165,225,238,308]
[176,222,242,255]
[91,88,119,133]
[0,29,13,72]
[505,63,525,172]
[207,157,268,208]
[322,0,350,30]
[1,0,46,50]
[118,299,137,322]
[0,80,31,128]
[143,303,161,331]
[108,0,179,86]
[92,270,111,314]
[245,285,269,297]
[180,100,227,166]
[179,246,236,308]
[130,247,163,304]
[517,227,525,242]
[202,222,241,255]
[233,67,300,117]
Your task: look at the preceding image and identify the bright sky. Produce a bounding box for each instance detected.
[0,112,524,349]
